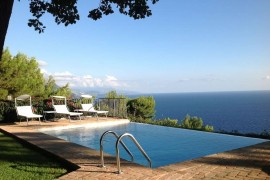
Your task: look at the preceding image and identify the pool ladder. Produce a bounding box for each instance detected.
[99,130,152,174]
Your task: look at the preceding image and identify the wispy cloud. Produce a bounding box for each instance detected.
[262,75,270,80]
[37,60,48,67]
[104,75,122,87]
[42,70,128,88]
[178,78,190,82]
[178,74,226,83]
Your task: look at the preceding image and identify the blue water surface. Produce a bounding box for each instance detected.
[43,122,268,168]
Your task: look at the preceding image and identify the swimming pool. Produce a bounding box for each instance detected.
[42,122,268,168]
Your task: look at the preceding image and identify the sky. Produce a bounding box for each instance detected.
[4,0,270,94]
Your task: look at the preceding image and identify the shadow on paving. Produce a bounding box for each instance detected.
[193,141,270,175]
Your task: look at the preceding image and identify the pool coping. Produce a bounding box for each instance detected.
[1,118,270,179]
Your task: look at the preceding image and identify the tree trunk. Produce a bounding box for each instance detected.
[0,0,14,60]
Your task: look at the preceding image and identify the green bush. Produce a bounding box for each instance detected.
[154,118,179,127]
[130,117,179,128]
[127,96,155,120]
[203,125,214,132]
[181,114,214,132]
[0,100,17,123]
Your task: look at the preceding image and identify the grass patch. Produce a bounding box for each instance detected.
[0,132,68,179]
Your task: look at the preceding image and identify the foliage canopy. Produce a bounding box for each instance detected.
[104,90,127,117]
[0,48,45,99]
[28,0,159,33]
[0,48,72,100]
[0,0,158,60]
[127,96,155,119]
[181,114,214,131]
[105,90,126,99]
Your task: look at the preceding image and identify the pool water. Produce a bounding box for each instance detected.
[42,122,268,168]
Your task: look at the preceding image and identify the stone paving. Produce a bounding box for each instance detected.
[0,118,270,180]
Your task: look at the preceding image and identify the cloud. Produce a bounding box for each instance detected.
[104,75,121,87]
[51,71,76,85]
[262,75,270,80]
[53,71,74,78]
[37,60,48,67]
[43,70,128,88]
[81,75,103,87]
[178,74,226,83]
[178,78,190,82]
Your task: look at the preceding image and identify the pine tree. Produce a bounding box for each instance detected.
[0,48,45,99]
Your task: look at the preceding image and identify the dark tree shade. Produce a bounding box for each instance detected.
[0,0,159,60]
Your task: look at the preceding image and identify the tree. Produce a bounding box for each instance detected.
[44,75,57,98]
[0,48,45,99]
[127,96,155,119]
[53,83,72,98]
[0,0,159,60]
[181,114,191,128]
[43,75,72,98]
[181,115,203,130]
[43,75,73,98]
[104,90,127,117]
[105,90,118,99]
[0,48,73,100]
[105,90,126,99]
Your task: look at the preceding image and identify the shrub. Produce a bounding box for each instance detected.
[181,114,214,132]
[0,100,17,123]
[203,125,214,132]
[155,118,179,127]
[127,96,155,120]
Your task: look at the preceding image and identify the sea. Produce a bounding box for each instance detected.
[129,91,270,134]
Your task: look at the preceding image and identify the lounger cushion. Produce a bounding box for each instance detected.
[16,106,42,118]
[53,105,83,116]
[81,104,108,114]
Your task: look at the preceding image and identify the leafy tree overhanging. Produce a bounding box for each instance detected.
[0,0,159,60]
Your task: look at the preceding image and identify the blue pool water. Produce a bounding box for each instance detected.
[42,122,268,168]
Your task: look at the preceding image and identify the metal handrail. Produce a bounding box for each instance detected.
[116,133,152,174]
[99,130,134,167]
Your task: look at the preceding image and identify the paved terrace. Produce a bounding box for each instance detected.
[0,118,270,180]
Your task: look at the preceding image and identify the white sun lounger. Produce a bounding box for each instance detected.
[76,94,108,120]
[52,96,83,122]
[15,94,42,125]
[80,103,108,120]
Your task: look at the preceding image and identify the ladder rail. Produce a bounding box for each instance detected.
[116,133,152,174]
[100,130,134,167]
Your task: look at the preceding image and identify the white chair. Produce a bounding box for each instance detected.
[81,103,108,120]
[52,96,82,122]
[77,95,108,120]
[15,94,42,125]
